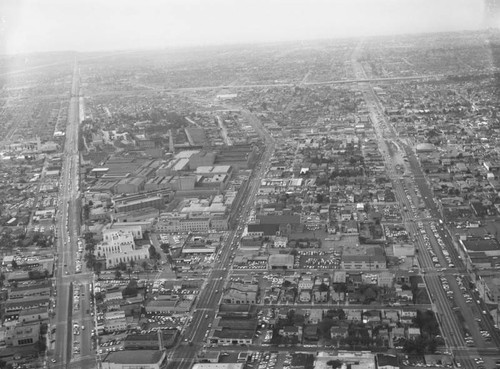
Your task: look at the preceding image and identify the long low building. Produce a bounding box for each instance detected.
[5,297,50,313]
[124,330,179,349]
[341,247,387,270]
[192,365,244,369]
[8,280,52,299]
[101,350,166,369]
[209,317,258,346]
[145,299,193,314]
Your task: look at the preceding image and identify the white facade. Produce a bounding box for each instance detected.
[96,230,149,269]
[105,224,143,240]
[155,216,210,233]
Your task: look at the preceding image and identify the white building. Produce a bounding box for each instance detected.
[95,230,149,269]
[104,224,143,239]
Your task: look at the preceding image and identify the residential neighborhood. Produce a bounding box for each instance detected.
[1,19,500,369]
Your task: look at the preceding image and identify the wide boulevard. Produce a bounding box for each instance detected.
[51,61,96,369]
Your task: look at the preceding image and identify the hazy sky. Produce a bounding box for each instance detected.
[0,0,486,55]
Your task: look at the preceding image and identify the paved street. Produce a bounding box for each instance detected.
[350,41,500,368]
[50,61,95,369]
[52,61,80,369]
[166,109,275,369]
[41,44,499,369]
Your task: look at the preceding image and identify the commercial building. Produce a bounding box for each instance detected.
[214,144,258,169]
[8,280,51,299]
[101,350,166,369]
[268,254,294,270]
[192,365,244,369]
[188,151,216,169]
[144,299,193,314]
[114,194,166,213]
[156,214,211,233]
[314,351,376,369]
[5,323,40,347]
[104,310,127,332]
[124,330,178,350]
[113,207,159,223]
[341,247,387,270]
[114,177,146,194]
[222,284,258,304]
[376,354,399,369]
[209,318,257,346]
[18,307,49,324]
[459,236,500,269]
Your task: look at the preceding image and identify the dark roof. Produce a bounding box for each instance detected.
[462,238,500,252]
[303,324,318,335]
[124,333,159,342]
[247,223,279,236]
[11,280,51,292]
[5,297,49,310]
[212,328,254,339]
[218,303,252,313]
[18,307,48,316]
[256,214,301,225]
[291,353,314,368]
[103,350,164,364]
[217,318,258,331]
[377,353,399,367]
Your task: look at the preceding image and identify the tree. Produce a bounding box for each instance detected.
[83,232,95,243]
[333,283,347,293]
[123,279,139,298]
[149,245,160,260]
[326,360,343,369]
[83,204,90,221]
[325,309,345,320]
[35,339,46,352]
[361,286,378,303]
[94,262,102,277]
[318,318,335,338]
[114,270,122,279]
[28,270,44,280]
[319,283,329,293]
[85,253,97,269]
[160,243,169,253]
[0,233,13,250]
[414,310,440,337]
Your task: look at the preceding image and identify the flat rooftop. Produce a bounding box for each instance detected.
[103,350,165,364]
[462,237,500,252]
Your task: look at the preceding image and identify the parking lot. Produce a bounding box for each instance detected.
[294,250,339,269]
